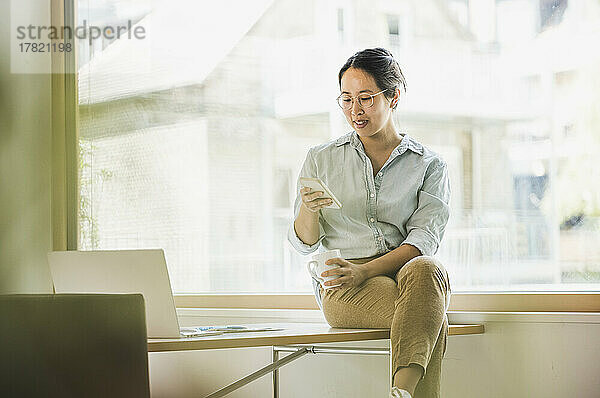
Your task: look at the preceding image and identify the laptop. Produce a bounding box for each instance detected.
[48,249,187,338]
[47,249,281,338]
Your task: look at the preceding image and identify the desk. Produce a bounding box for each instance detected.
[148,322,484,397]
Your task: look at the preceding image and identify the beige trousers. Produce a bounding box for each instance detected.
[319,255,451,398]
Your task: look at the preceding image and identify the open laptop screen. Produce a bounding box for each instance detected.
[48,249,181,338]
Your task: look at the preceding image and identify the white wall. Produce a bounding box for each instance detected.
[444,312,600,397]
[0,0,54,294]
[147,309,600,398]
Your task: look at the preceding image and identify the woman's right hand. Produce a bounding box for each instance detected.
[300,187,333,213]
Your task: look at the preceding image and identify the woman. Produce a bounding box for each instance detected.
[287,48,451,398]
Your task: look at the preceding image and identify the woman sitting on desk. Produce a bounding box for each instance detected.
[287,48,451,398]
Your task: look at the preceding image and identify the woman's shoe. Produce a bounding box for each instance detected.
[390,386,412,398]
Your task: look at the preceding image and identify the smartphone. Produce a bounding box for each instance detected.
[299,177,343,209]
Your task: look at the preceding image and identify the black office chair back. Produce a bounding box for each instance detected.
[0,294,150,398]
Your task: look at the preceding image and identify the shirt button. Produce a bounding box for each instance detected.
[378,236,383,241]
[369,217,375,223]
[370,193,375,198]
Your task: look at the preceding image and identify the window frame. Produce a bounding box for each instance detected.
[51,0,78,251]
[53,0,600,313]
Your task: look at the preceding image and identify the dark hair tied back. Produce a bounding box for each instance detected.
[338,48,407,110]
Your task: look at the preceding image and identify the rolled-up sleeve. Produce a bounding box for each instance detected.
[287,148,326,255]
[402,160,451,256]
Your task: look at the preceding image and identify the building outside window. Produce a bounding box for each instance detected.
[76,0,600,294]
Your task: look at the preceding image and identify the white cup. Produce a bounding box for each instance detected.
[306,249,342,289]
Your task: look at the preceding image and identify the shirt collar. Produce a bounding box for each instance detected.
[335,131,424,156]
[393,133,424,156]
[334,132,353,146]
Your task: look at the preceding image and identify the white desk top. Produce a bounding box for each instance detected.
[148,322,484,352]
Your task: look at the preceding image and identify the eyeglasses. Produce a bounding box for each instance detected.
[336,89,389,110]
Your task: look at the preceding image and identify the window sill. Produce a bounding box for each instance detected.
[174,292,600,312]
[175,307,600,325]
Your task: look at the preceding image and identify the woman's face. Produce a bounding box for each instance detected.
[339,67,396,139]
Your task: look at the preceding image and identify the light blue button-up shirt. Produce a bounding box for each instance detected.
[287,131,451,310]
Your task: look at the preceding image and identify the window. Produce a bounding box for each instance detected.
[385,13,410,54]
[75,0,600,296]
[539,0,568,30]
[337,8,345,43]
[386,14,401,51]
[334,5,352,45]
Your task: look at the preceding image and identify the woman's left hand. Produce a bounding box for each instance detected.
[321,258,369,290]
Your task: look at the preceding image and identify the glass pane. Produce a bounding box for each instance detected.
[77,0,600,293]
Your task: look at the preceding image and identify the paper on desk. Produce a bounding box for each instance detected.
[216,326,284,333]
[180,329,224,337]
[180,326,284,338]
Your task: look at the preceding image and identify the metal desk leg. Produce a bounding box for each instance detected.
[205,347,309,398]
[272,346,279,398]
[205,344,390,398]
